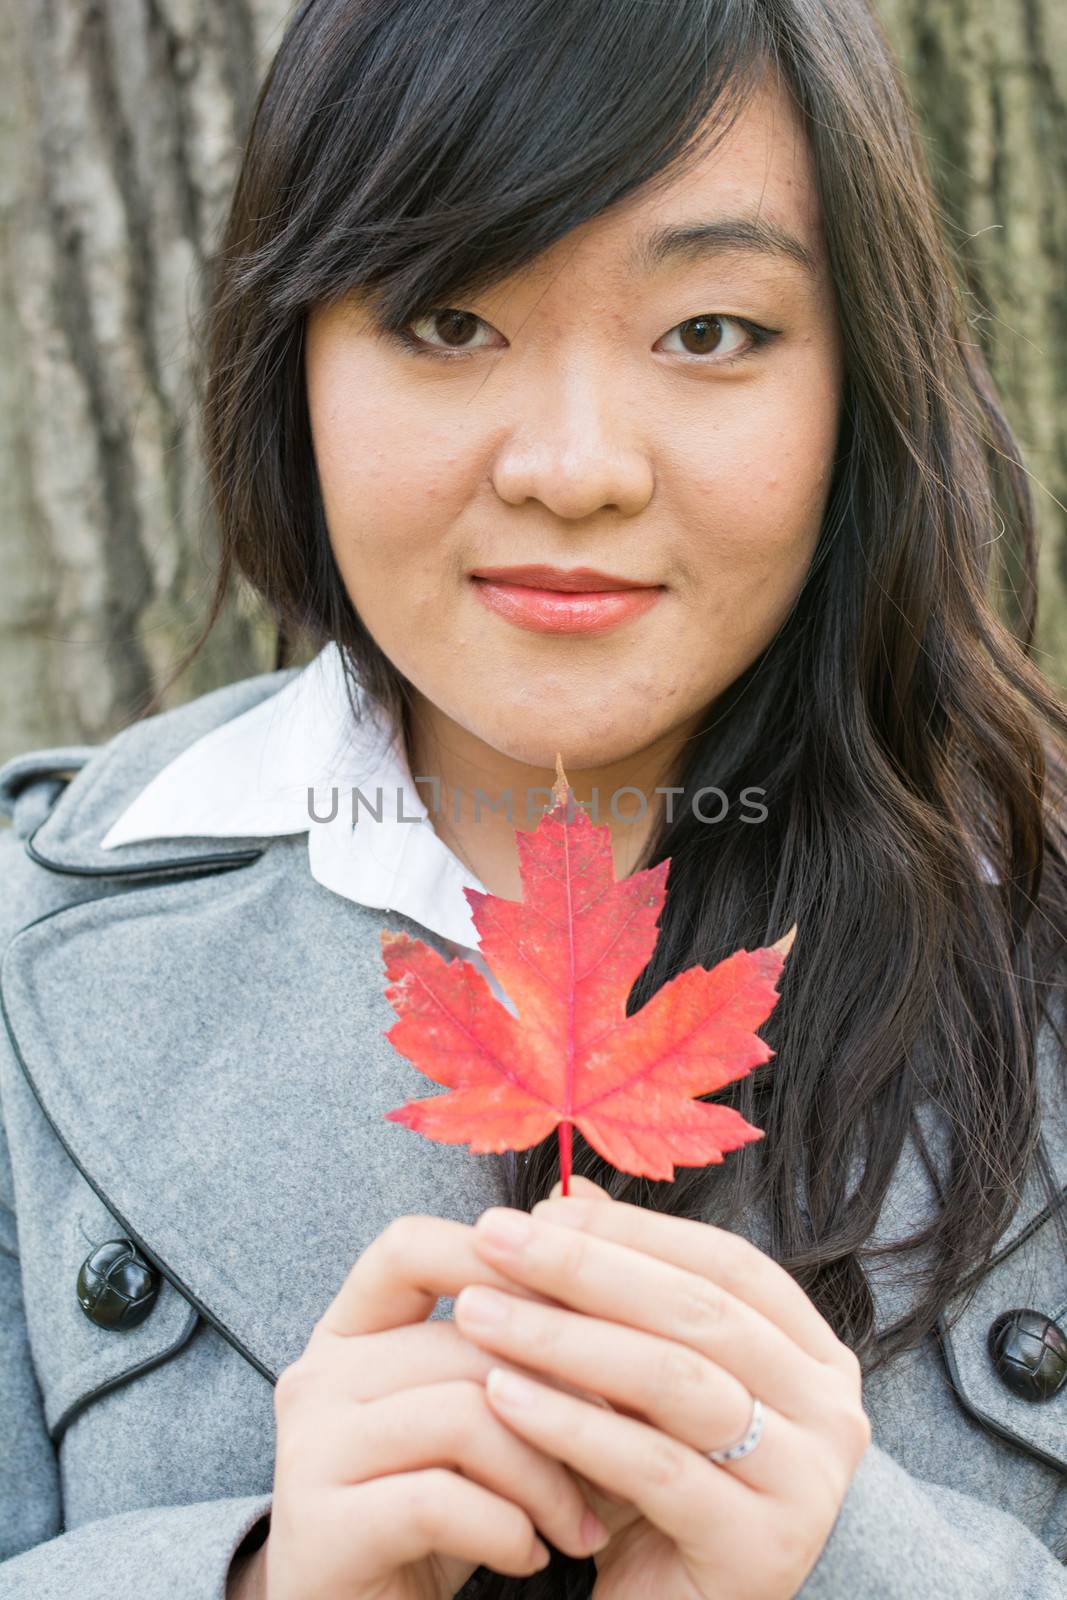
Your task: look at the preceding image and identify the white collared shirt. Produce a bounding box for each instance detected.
[99,641,513,1004]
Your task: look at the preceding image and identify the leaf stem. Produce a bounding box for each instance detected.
[558,1120,572,1196]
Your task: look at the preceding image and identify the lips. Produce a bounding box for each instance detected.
[469,571,664,635]
[469,564,656,593]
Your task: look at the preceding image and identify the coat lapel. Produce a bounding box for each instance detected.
[861,993,1067,1340]
[0,840,512,1383]
[20,666,300,881]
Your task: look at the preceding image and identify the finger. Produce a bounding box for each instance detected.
[315,1213,561,1340]
[482,1366,758,1548]
[342,1467,554,1579]
[470,1210,832,1421]
[306,1379,609,1559]
[549,1175,615,1202]
[306,1316,621,1412]
[455,1288,805,1493]
[529,1197,846,1368]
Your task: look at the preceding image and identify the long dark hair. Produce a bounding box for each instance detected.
[153,0,1067,1592]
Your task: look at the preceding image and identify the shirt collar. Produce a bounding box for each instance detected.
[95,640,1001,945]
[98,642,489,949]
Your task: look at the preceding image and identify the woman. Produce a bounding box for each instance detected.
[1,0,1065,1596]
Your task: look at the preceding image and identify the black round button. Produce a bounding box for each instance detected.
[76,1238,160,1330]
[987,1308,1067,1402]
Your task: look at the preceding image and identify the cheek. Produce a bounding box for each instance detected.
[677,459,821,597]
[306,380,476,672]
[311,410,473,615]
[674,377,838,597]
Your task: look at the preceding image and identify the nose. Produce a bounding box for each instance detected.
[490,362,655,520]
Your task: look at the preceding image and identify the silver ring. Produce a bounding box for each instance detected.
[706,1395,764,1464]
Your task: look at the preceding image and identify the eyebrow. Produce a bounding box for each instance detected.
[626,214,820,280]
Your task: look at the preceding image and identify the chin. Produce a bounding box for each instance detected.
[480,725,638,774]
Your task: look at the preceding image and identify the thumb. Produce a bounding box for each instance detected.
[548,1174,615,1202]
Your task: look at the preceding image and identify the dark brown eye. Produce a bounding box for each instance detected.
[677,315,726,355]
[427,310,480,347]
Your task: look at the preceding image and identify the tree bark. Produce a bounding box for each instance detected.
[2,1,1065,762]
[878,0,1067,685]
[0,0,293,762]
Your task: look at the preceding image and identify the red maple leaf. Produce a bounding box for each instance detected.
[380,756,796,1192]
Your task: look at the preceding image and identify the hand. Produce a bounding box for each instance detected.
[452,1177,872,1600]
[241,1211,613,1600]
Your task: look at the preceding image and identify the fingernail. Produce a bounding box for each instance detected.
[580,1507,611,1549]
[456,1286,506,1329]
[487,1366,537,1409]
[478,1209,533,1250]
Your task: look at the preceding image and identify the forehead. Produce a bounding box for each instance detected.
[528,71,825,285]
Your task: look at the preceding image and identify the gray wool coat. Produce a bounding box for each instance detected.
[0,665,1065,1599]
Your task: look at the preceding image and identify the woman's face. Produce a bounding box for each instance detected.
[305,73,843,779]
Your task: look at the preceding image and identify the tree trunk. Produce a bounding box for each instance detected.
[2,1,1065,763]
[0,0,293,763]
[878,0,1067,686]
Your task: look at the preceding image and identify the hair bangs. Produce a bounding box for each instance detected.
[251,0,773,326]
